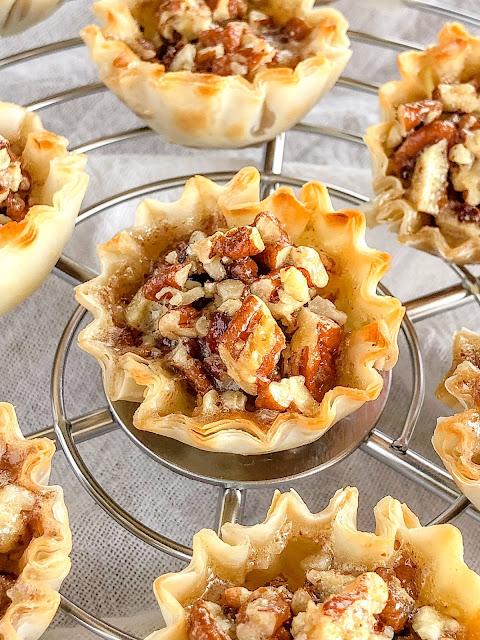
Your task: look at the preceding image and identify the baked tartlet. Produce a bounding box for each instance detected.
[149,487,480,640]
[0,0,63,35]
[433,327,480,511]
[81,0,351,148]
[365,23,480,264]
[0,102,89,315]
[76,167,403,455]
[0,402,72,640]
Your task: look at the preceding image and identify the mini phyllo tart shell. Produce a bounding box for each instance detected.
[0,0,63,35]
[433,328,480,511]
[76,167,403,455]
[149,488,480,640]
[0,102,88,315]
[0,402,72,640]
[365,23,480,264]
[81,0,350,148]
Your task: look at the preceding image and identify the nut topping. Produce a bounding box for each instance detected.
[118,210,346,419]
[218,295,285,394]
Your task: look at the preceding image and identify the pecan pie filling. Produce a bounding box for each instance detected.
[386,74,480,230]
[132,0,316,79]
[0,445,39,617]
[0,136,31,225]
[116,212,347,423]
[187,554,465,640]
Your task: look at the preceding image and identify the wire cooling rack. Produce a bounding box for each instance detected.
[3,1,480,638]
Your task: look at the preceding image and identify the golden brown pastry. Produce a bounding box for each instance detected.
[76,167,403,454]
[0,402,72,640]
[433,327,480,511]
[148,487,480,640]
[0,102,89,315]
[365,23,480,264]
[81,0,351,148]
[0,0,63,35]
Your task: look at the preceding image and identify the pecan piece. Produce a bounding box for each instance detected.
[4,192,28,222]
[390,120,456,177]
[228,257,258,283]
[213,225,264,260]
[168,342,214,396]
[254,211,291,270]
[188,600,231,640]
[308,573,388,638]
[281,17,312,41]
[236,587,292,640]
[218,295,285,394]
[198,22,247,53]
[450,201,480,224]
[284,309,342,402]
[142,263,190,301]
[158,306,201,339]
[205,310,231,353]
[375,568,416,634]
[397,100,443,134]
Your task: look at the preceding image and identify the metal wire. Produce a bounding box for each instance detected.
[403,0,480,26]
[51,305,193,561]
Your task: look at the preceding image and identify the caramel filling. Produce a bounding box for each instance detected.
[130,0,315,80]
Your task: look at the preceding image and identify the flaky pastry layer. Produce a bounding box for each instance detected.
[149,487,480,640]
[0,102,88,315]
[0,403,72,640]
[365,23,480,264]
[433,328,480,511]
[76,167,403,455]
[81,0,350,148]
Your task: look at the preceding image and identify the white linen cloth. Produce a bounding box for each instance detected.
[1,0,479,637]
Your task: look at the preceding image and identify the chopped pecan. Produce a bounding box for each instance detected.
[158,306,201,339]
[142,263,190,301]
[218,295,285,394]
[205,310,232,353]
[450,201,480,224]
[228,257,258,283]
[285,309,342,402]
[4,192,28,222]
[222,586,250,611]
[397,100,443,134]
[281,17,312,41]
[213,225,264,260]
[254,211,290,245]
[198,22,247,53]
[375,567,416,634]
[227,0,247,18]
[390,120,457,177]
[188,600,231,640]
[168,342,214,395]
[236,587,292,640]
[254,211,291,270]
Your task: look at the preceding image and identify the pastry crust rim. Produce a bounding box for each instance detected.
[81,0,351,148]
[364,23,480,265]
[0,101,89,316]
[147,487,480,640]
[0,402,72,640]
[75,166,404,455]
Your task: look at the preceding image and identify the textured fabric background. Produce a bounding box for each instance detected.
[1,1,479,638]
